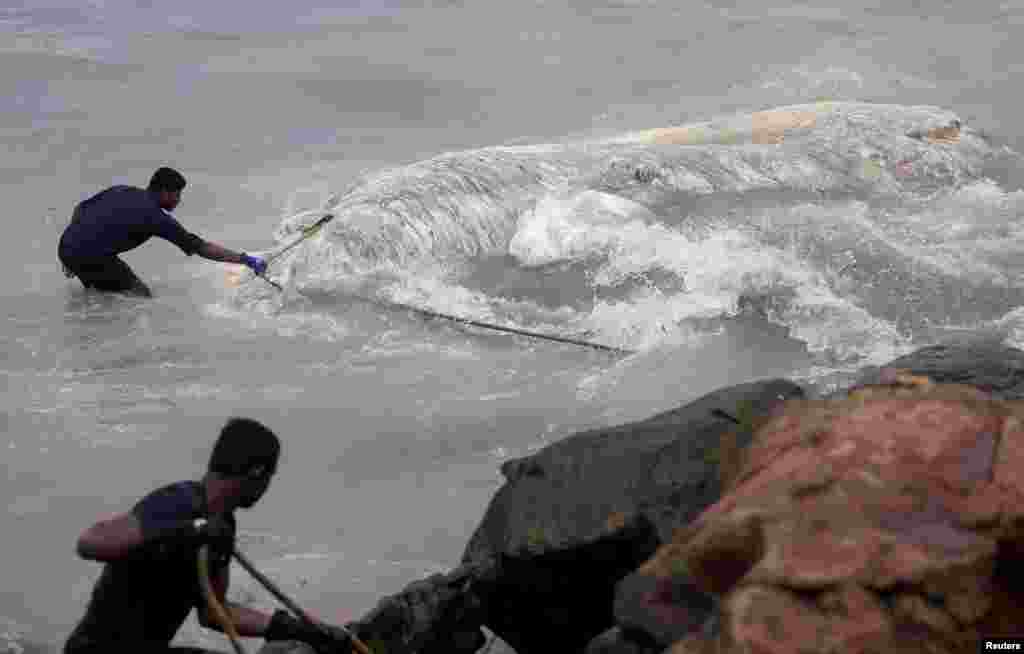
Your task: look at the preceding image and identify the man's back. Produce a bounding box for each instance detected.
[59,186,200,259]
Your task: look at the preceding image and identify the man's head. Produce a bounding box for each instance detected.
[208,417,280,509]
[147,166,187,211]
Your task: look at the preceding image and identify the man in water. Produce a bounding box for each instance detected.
[58,167,269,297]
[65,417,355,654]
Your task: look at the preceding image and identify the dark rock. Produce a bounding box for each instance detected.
[466,379,806,561]
[584,626,661,654]
[481,511,660,653]
[257,643,315,654]
[854,337,1024,399]
[613,572,714,647]
[460,379,804,654]
[348,561,494,654]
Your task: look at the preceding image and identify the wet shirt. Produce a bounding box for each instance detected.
[64,481,236,653]
[59,186,203,258]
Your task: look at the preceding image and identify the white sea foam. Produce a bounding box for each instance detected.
[204,302,351,342]
[990,307,1024,351]
[273,103,989,276]
[509,189,658,266]
[236,102,1010,361]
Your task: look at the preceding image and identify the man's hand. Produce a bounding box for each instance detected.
[241,253,268,276]
[265,609,353,653]
[309,623,354,654]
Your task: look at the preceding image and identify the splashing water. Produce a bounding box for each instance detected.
[220,102,1020,368]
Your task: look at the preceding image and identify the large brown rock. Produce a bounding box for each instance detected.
[639,376,1024,653]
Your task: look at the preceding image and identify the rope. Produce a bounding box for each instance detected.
[380,299,632,354]
[198,545,246,654]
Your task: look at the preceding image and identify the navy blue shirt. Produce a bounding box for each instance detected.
[59,186,203,259]
[64,481,236,653]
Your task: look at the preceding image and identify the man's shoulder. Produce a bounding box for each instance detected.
[150,479,202,494]
[100,185,147,199]
[146,480,203,501]
[79,185,152,211]
[117,186,156,207]
[133,480,203,518]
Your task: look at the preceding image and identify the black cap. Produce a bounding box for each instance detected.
[148,167,187,193]
[208,418,280,477]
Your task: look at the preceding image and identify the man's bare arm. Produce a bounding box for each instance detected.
[76,512,146,562]
[196,240,248,265]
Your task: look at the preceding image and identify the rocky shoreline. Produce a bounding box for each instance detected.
[269,336,1024,654]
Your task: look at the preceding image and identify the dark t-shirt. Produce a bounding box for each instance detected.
[64,481,236,653]
[59,186,203,258]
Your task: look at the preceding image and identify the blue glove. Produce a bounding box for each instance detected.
[241,253,268,276]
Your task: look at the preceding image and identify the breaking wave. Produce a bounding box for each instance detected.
[230,101,1024,365]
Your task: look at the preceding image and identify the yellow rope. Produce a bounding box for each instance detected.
[198,545,247,654]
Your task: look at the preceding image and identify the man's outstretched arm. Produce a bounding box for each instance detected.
[149,210,266,275]
[196,240,267,275]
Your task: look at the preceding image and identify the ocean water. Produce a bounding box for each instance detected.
[5,1,1024,651]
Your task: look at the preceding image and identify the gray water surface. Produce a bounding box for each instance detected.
[4,2,1024,650]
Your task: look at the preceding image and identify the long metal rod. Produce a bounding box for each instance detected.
[244,214,335,291]
[233,548,374,654]
[265,214,335,266]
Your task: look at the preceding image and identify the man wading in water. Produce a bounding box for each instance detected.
[58,167,268,297]
[65,418,354,654]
